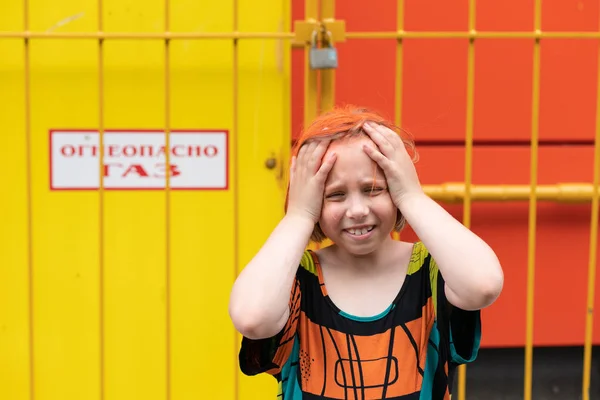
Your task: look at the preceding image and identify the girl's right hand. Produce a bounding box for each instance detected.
[286,140,337,224]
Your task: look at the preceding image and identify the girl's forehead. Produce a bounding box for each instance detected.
[325,137,385,180]
[325,135,374,154]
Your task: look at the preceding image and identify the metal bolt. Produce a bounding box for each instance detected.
[265,157,277,169]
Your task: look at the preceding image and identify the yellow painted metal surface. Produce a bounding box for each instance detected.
[0,1,290,400]
[422,183,600,203]
[235,0,292,398]
[0,35,30,400]
[524,2,542,399]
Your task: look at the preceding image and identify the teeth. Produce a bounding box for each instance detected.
[348,226,373,236]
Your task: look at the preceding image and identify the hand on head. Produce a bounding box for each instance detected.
[362,121,423,209]
[286,139,337,224]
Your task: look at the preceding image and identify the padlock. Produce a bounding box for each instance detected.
[309,30,338,70]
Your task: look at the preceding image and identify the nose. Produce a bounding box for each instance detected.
[345,195,369,220]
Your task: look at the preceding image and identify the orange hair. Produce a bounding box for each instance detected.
[285,105,418,243]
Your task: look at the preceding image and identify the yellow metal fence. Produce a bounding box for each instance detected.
[1,0,599,399]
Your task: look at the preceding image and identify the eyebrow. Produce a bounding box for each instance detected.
[362,178,386,184]
[325,178,387,189]
[324,181,342,190]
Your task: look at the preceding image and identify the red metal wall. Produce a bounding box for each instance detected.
[291,0,600,348]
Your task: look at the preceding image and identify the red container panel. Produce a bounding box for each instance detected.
[290,1,600,347]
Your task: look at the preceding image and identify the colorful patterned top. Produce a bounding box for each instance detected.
[239,242,481,399]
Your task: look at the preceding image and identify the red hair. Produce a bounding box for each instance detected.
[285,105,418,243]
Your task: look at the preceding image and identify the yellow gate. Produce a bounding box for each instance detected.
[1,0,599,400]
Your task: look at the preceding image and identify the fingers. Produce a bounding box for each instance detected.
[296,139,332,174]
[297,141,317,165]
[310,140,332,173]
[363,144,392,172]
[362,122,395,156]
[363,122,411,161]
[369,121,403,143]
[315,152,337,181]
[294,142,315,180]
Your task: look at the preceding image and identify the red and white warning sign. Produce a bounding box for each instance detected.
[50,130,228,190]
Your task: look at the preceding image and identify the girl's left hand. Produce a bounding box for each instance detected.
[362,121,424,209]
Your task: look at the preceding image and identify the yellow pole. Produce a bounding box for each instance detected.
[457,1,476,399]
[8,29,600,41]
[421,183,600,203]
[395,0,404,130]
[304,0,320,251]
[163,0,172,398]
[343,30,600,40]
[97,0,105,398]
[304,0,318,128]
[232,0,240,396]
[524,1,542,399]
[23,0,35,398]
[0,31,297,39]
[581,8,600,398]
[320,0,336,113]
[392,0,404,243]
[317,0,336,250]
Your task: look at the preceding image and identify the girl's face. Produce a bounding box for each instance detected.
[319,136,397,255]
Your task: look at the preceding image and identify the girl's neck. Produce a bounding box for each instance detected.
[326,237,404,273]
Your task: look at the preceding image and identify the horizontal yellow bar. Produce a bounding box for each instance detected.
[0,31,295,39]
[346,31,600,39]
[424,183,600,203]
[4,30,600,40]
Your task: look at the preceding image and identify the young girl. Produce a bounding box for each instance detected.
[229,106,504,399]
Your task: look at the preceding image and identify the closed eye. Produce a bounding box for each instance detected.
[366,187,386,195]
[326,192,344,199]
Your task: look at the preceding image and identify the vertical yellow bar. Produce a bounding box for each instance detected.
[97,0,105,397]
[392,0,403,242]
[395,0,404,129]
[102,2,166,397]
[30,2,100,397]
[0,4,29,398]
[320,0,335,113]
[233,0,239,398]
[524,2,542,400]
[304,0,318,128]
[281,0,292,194]
[24,1,34,399]
[235,0,293,398]
[581,14,600,400]
[305,0,320,251]
[458,1,476,399]
[317,0,336,249]
[163,1,171,399]
[168,3,235,400]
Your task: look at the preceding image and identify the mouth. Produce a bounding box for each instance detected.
[344,225,375,237]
